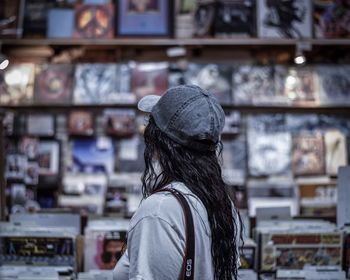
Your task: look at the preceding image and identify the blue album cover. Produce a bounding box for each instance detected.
[47,9,74,38]
[71,138,114,174]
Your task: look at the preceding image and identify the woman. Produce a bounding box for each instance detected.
[114,85,242,280]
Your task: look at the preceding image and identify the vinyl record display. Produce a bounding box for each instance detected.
[74,4,114,39]
[34,64,74,104]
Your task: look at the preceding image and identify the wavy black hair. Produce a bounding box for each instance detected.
[141,116,243,280]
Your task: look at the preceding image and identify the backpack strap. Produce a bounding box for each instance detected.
[154,188,195,280]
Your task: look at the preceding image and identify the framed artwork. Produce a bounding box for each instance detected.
[116,0,173,37]
[37,140,60,176]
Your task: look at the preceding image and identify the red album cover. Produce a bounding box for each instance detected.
[74,4,114,39]
[68,111,94,136]
[34,64,74,104]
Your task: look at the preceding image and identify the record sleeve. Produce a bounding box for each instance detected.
[34,64,74,104]
[184,63,233,104]
[292,133,325,176]
[316,65,350,105]
[70,137,114,174]
[131,62,169,101]
[214,0,256,38]
[115,136,145,173]
[0,0,24,38]
[25,161,39,185]
[104,109,136,138]
[0,63,35,105]
[314,0,350,38]
[27,114,55,136]
[257,0,312,39]
[223,111,240,134]
[74,4,114,39]
[68,111,94,136]
[324,129,348,176]
[275,66,319,106]
[47,8,74,38]
[84,227,127,271]
[232,65,287,105]
[5,154,27,180]
[248,132,291,176]
[73,64,118,104]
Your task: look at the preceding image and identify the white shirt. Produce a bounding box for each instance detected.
[113,182,239,280]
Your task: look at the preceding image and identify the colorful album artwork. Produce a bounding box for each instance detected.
[248,132,292,176]
[240,246,256,269]
[34,64,74,104]
[184,63,233,104]
[316,65,350,105]
[260,232,343,271]
[74,4,114,39]
[84,230,127,271]
[275,66,319,106]
[292,133,325,176]
[0,64,35,105]
[214,0,256,37]
[70,138,114,174]
[0,236,76,267]
[73,64,118,104]
[314,0,350,38]
[257,0,312,38]
[68,111,94,136]
[232,65,287,105]
[131,62,168,101]
[104,109,136,138]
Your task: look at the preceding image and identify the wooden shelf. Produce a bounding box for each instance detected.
[1,38,350,47]
[2,104,350,114]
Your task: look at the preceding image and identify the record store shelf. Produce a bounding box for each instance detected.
[3,104,350,114]
[1,38,350,47]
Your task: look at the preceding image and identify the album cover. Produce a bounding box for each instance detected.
[292,133,325,176]
[184,63,233,104]
[248,132,292,176]
[25,161,39,185]
[214,0,256,38]
[27,114,55,136]
[37,140,60,176]
[10,184,33,207]
[324,129,348,176]
[47,8,74,38]
[74,4,114,39]
[5,154,27,180]
[73,64,118,104]
[23,0,55,37]
[34,64,74,104]
[247,114,287,134]
[260,232,343,271]
[257,0,312,39]
[0,63,35,105]
[19,137,38,160]
[275,66,319,106]
[240,243,256,270]
[131,62,168,101]
[68,111,94,136]
[232,65,287,105]
[70,138,114,174]
[316,65,350,105]
[104,109,136,138]
[84,228,127,271]
[314,0,350,38]
[105,186,128,214]
[194,1,215,37]
[115,136,145,173]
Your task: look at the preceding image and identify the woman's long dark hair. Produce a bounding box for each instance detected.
[141,116,243,280]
